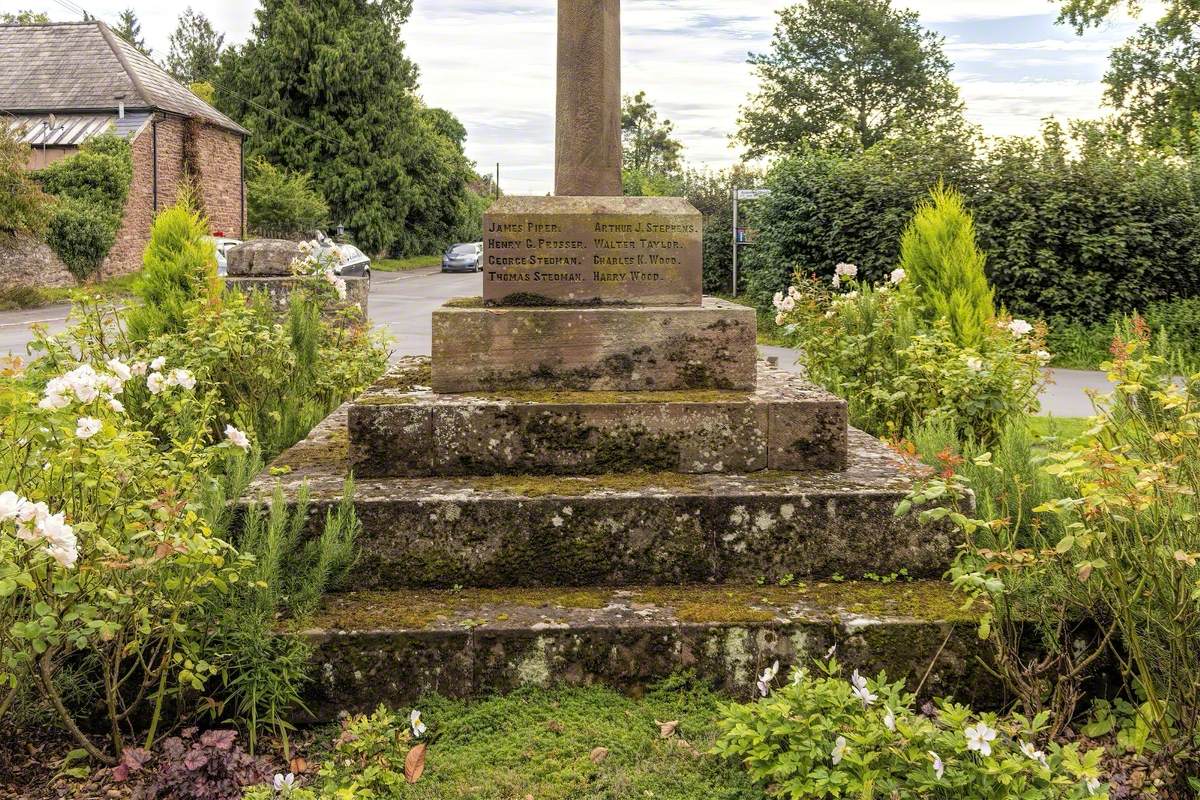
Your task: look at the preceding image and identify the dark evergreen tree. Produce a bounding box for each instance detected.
[167,8,225,85]
[113,9,150,56]
[215,0,477,255]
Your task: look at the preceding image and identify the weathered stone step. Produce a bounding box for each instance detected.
[298,581,995,721]
[431,297,757,393]
[249,407,954,589]
[349,358,847,478]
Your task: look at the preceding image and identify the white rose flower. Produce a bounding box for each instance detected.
[147,372,167,394]
[779,295,795,312]
[1005,319,1034,338]
[0,491,23,522]
[45,537,79,569]
[835,262,858,279]
[130,361,148,377]
[889,268,906,285]
[773,291,785,309]
[38,392,70,411]
[169,369,196,391]
[106,358,132,382]
[75,417,102,440]
[150,356,167,371]
[224,425,251,451]
[788,285,801,300]
[108,397,125,413]
[334,278,348,300]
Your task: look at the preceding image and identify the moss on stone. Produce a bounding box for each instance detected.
[444,296,485,308]
[467,471,703,497]
[368,362,432,392]
[311,588,613,631]
[272,428,348,470]
[469,388,753,405]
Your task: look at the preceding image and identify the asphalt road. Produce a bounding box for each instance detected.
[1,267,1110,417]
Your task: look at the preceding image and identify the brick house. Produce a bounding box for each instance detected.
[0,20,248,279]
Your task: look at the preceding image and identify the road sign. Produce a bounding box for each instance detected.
[735,189,772,201]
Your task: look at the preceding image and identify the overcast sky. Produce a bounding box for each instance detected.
[2,0,1155,193]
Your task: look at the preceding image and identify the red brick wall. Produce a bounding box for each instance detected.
[101,114,244,278]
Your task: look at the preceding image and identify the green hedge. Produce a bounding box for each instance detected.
[744,121,1200,325]
[35,133,132,281]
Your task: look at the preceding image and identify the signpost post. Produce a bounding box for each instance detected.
[731,188,771,297]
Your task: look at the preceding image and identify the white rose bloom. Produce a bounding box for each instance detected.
[334,278,348,300]
[17,500,49,526]
[835,262,858,279]
[779,295,795,312]
[46,537,79,569]
[108,397,125,413]
[1035,350,1051,362]
[169,369,196,391]
[75,417,102,440]
[106,358,132,382]
[788,285,801,299]
[889,268,906,285]
[130,361,148,377]
[147,372,167,395]
[38,392,70,411]
[1006,319,1034,337]
[0,491,23,522]
[775,312,787,326]
[150,356,167,371]
[224,425,252,451]
[773,291,785,309]
[38,511,72,545]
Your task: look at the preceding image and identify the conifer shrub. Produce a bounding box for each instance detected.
[899,182,995,348]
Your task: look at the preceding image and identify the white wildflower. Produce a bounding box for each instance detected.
[850,670,877,707]
[273,772,295,792]
[1035,350,1051,362]
[410,709,427,738]
[965,722,997,757]
[883,708,896,732]
[788,285,801,300]
[75,417,102,440]
[889,268,906,285]
[790,666,806,686]
[831,735,848,765]
[334,278,348,300]
[224,425,251,451]
[775,312,787,326]
[757,660,780,697]
[1086,778,1103,795]
[1020,741,1048,768]
[928,751,944,780]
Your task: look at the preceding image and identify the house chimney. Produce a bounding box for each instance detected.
[115,93,126,119]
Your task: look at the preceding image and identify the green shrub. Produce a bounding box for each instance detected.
[36,133,132,281]
[715,658,1106,799]
[773,273,1045,442]
[917,328,1200,754]
[744,121,1200,325]
[899,183,995,347]
[125,200,220,341]
[246,157,329,238]
[0,125,52,241]
[45,198,119,280]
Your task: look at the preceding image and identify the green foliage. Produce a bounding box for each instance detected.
[773,273,1044,442]
[215,0,480,257]
[112,8,150,56]
[745,121,1200,325]
[1047,297,1200,372]
[167,7,225,84]
[715,659,1106,799]
[210,482,359,754]
[243,677,764,800]
[36,134,132,281]
[622,90,684,175]
[246,158,329,238]
[0,125,52,242]
[737,0,962,157]
[920,328,1200,754]
[899,183,995,347]
[1,10,50,23]
[45,198,118,281]
[126,200,220,342]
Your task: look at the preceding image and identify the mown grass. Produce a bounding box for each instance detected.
[303,677,765,800]
[1025,415,1091,442]
[0,273,139,310]
[373,255,442,272]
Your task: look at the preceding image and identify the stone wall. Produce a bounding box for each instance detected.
[99,114,245,280]
[0,234,75,290]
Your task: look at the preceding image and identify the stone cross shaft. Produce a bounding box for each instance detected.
[555,0,622,197]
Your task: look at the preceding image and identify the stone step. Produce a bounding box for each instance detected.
[297,581,996,721]
[249,406,954,590]
[348,358,848,478]
[431,297,757,393]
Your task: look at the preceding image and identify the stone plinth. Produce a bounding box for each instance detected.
[225,239,303,276]
[482,196,702,306]
[348,359,847,477]
[223,276,369,321]
[431,297,754,393]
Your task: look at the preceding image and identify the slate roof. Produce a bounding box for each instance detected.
[0,21,248,136]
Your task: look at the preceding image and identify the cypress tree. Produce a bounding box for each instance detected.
[215,0,476,256]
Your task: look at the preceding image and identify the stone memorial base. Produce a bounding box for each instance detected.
[223,275,369,320]
[349,359,847,477]
[432,297,755,393]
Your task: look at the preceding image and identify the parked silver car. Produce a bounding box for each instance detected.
[206,236,243,277]
[442,242,483,272]
[325,242,372,281]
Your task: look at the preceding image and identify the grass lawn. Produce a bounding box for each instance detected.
[374,254,442,272]
[0,273,140,311]
[305,678,764,800]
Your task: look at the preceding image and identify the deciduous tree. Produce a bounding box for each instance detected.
[737,0,962,157]
[622,91,684,175]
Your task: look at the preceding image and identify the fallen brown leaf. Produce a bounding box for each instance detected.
[405,742,427,784]
[545,720,564,734]
[589,747,609,765]
[656,720,679,738]
[289,756,308,774]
